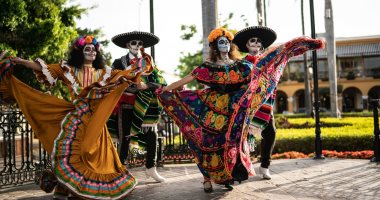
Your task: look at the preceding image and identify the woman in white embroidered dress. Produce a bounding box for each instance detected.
[1,35,152,199]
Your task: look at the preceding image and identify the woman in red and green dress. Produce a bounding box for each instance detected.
[157,27,324,192]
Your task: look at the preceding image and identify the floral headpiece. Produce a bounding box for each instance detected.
[207,27,234,43]
[74,35,100,51]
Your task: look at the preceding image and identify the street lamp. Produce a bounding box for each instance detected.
[310,0,324,159]
[149,0,155,60]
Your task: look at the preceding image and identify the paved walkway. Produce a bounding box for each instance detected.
[1,158,380,200]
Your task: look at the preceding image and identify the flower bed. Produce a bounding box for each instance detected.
[271,150,374,160]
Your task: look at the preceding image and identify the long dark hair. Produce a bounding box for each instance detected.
[208,40,241,63]
[67,39,105,70]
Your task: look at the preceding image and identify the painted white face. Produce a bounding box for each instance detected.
[246,37,263,55]
[127,40,143,56]
[217,36,230,53]
[83,44,97,61]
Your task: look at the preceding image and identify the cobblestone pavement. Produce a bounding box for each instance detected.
[1,158,380,200]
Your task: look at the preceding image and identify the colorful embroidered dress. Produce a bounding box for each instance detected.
[0,52,152,199]
[246,54,276,130]
[158,37,324,184]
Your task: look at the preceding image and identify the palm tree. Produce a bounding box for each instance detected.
[325,0,339,117]
[301,0,312,117]
[256,0,265,25]
[201,0,218,61]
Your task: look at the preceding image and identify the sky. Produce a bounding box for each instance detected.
[74,0,380,83]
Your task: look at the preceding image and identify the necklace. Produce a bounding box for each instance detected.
[83,63,93,68]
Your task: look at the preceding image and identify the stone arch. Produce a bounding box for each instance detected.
[368,86,380,109]
[275,90,288,114]
[294,89,305,113]
[342,87,363,112]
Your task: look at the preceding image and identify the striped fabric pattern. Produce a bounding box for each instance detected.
[250,93,275,129]
[53,98,136,199]
[129,69,166,148]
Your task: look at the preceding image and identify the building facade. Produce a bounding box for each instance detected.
[276,35,380,114]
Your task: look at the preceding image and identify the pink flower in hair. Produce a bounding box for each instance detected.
[78,38,85,46]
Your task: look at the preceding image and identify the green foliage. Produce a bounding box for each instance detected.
[180,25,197,41]
[0,0,82,96]
[177,51,203,89]
[0,0,111,101]
[0,0,27,31]
[256,117,375,154]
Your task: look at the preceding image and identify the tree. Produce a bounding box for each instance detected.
[201,0,218,62]
[256,0,265,25]
[325,0,339,117]
[300,0,312,117]
[0,0,110,101]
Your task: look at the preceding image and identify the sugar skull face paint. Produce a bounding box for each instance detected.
[83,44,97,61]
[128,40,143,56]
[246,37,263,55]
[217,36,230,53]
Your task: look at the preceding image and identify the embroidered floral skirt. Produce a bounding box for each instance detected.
[158,88,255,184]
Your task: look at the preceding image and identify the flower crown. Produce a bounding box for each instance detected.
[208,27,234,43]
[74,35,100,50]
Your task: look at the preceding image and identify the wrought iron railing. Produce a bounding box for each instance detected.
[0,104,50,189]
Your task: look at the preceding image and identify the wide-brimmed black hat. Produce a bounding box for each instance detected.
[111,31,159,48]
[233,26,277,52]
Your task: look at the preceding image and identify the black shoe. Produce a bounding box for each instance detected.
[224,183,234,191]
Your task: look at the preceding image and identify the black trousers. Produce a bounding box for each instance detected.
[118,109,158,168]
[260,115,276,168]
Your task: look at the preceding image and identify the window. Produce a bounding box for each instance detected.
[317,60,328,80]
[288,62,303,81]
[339,58,362,79]
[364,56,380,78]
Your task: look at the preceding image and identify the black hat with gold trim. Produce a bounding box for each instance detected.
[233,26,277,52]
[111,31,159,48]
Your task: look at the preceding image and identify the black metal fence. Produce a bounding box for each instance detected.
[0,105,51,189]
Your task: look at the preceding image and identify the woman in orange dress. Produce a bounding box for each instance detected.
[0,35,152,199]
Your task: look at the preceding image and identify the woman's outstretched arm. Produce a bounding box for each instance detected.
[11,57,42,71]
[162,74,195,92]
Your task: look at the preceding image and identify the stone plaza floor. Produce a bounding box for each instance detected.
[1,158,380,200]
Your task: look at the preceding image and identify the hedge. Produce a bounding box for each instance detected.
[255,117,376,154]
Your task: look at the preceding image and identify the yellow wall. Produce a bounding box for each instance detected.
[277,78,380,113]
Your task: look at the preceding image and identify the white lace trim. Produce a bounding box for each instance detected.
[61,61,80,95]
[99,65,112,86]
[35,58,57,86]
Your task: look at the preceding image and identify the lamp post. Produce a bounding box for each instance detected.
[310,0,324,159]
[149,0,155,60]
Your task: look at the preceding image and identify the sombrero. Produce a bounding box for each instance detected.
[233,26,277,52]
[111,31,159,48]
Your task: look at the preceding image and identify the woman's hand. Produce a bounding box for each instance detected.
[0,50,8,60]
[10,57,42,71]
[155,86,165,95]
[10,57,26,65]
[136,82,148,90]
